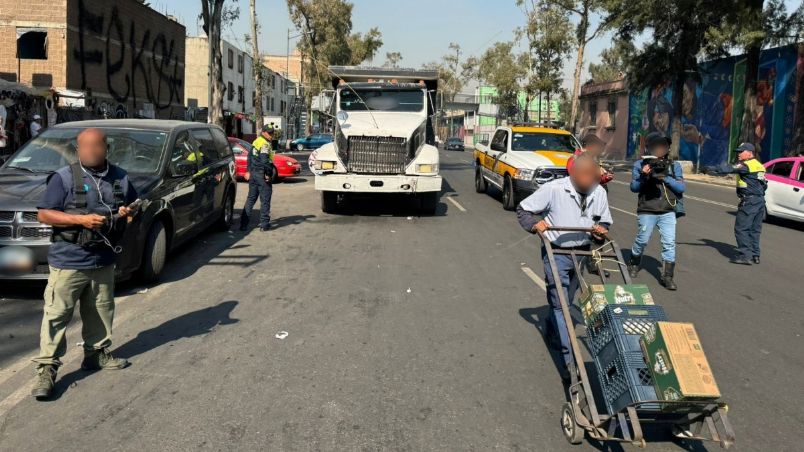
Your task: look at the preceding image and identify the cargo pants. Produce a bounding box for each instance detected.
[32,265,115,369]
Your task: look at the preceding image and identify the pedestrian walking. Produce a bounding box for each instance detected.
[706,143,767,265]
[627,132,685,290]
[517,154,612,380]
[240,124,275,232]
[32,128,138,399]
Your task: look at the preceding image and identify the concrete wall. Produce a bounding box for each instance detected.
[578,79,630,160]
[184,37,209,111]
[0,0,69,88]
[65,0,185,119]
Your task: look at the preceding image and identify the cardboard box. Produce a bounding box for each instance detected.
[641,322,721,402]
[578,284,655,325]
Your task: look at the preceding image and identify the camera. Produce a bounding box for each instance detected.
[645,156,669,175]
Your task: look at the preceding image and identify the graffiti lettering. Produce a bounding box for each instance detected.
[73,0,183,113]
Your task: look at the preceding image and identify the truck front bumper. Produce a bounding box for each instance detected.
[315,173,442,193]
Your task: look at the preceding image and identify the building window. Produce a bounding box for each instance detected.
[607,99,617,129]
[227,82,234,101]
[589,101,597,124]
[271,98,275,112]
[238,85,244,103]
[252,91,256,107]
[237,54,243,73]
[16,29,47,60]
[228,49,234,69]
[280,100,285,114]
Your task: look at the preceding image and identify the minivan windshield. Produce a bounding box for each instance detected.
[3,128,168,174]
[339,88,425,112]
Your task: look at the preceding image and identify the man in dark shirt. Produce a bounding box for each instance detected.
[32,128,137,399]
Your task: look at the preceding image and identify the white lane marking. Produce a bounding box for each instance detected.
[521,266,546,291]
[610,180,736,209]
[610,206,637,217]
[445,196,467,212]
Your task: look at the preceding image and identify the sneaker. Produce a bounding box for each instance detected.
[81,348,129,371]
[31,365,57,399]
[260,225,271,232]
[752,256,760,264]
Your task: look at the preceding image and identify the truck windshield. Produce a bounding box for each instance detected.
[511,132,578,153]
[4,128,168,174]
[339,89,425,112]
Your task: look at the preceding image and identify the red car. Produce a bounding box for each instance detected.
[228,137,302,182]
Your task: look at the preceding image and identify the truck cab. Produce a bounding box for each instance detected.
[312,67,442,214]
[474,124,581,210]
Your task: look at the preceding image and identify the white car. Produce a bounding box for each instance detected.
[764,156,804,222]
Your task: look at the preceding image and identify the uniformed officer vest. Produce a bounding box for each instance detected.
[736,158,767,197]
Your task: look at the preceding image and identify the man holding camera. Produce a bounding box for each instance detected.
[240,124,275,232]
[627,132,685,290]
[32,128,138,399]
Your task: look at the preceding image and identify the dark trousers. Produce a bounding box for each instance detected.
[541,246,582,367]
[735,196,764,259]
[241,173,272,229]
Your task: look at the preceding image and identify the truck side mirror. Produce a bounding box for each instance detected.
[491,142,506,152]
[479,140,489,146]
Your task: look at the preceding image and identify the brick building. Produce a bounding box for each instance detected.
[577,78,630,160]
[0,0,185,122]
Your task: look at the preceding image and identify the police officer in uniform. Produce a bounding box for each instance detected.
[707,143,767,265]
[32,128,138,399]
[240,124,275,232]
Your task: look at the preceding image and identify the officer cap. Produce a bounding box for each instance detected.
[262,124,275,134]
[735,142,756,154]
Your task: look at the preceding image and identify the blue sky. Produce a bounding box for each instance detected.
[160,0,801,92]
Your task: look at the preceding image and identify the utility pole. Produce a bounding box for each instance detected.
[250,0,264,131]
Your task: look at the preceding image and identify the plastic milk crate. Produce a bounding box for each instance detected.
[586,304,668,357]
[594,350,660,414]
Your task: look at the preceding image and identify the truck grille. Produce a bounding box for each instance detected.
[20,227,52,239]
[0,226,11,238]
[346,136,408,174]
[0,212,14,222]
[22,212,39,222]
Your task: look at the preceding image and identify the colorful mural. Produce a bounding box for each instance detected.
[627,45,800,166]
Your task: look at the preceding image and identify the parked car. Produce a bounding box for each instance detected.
[291,133,333,151]
[443,137,465,151]
[763,156,804,222]
[0,120,237,282]
[228,137,302,182]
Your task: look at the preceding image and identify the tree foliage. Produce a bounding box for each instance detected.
[384,51,403,68]
[587,39,634,82]
[422,43,465,103]
[465,42,524,118]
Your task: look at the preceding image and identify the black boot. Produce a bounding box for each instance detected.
[627,254,642,278]
[661,262,678,291]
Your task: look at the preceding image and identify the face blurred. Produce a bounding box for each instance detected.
[584,142,604,157]
[738,150,753,161]
[76,128,107,167]
[650,143,669,158]
[570,157,600,194]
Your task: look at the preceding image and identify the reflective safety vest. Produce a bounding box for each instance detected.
[249,136,274,172]
[735,158,767,198]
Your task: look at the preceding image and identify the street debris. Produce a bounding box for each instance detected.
[136,287,149,294]
[406,288,412,293]
[406,216,413,220]
[76,341,84,347]
[275,331,289,340]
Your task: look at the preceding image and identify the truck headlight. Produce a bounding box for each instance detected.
[417,164,438,174]
[514,168,536,180]
[316,161,336,170]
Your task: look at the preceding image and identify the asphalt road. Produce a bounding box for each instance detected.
[0,149,802,451]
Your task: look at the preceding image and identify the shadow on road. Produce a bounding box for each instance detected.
[679,239,735,259]
[271,214,316,230]
[46,301,240,401]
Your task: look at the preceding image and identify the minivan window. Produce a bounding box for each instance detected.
[190,128,223,165]
[4,128,167,174]
[210,128,233,158]
[170,131,199,175]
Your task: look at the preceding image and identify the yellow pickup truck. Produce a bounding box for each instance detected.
[474,124,581,210]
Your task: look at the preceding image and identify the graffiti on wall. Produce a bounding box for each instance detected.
[72,0,183,112]
[627,45,799,166]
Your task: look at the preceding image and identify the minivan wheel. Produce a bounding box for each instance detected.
[141,221,167,283]
[215,192,235,230]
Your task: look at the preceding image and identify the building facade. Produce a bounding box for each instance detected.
[577,78,630,160]
[0,0,186,121]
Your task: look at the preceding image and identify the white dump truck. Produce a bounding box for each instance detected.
[312,67,442,214]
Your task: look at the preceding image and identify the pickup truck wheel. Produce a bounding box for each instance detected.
[502,175,517,211]
[141,221,167,283]
[321,191,338,213]
[419,192,439,215]
[475,167,488,193]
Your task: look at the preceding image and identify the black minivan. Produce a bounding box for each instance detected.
[0,120,237,282]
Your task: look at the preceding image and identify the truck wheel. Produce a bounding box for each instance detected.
[321,191,338,213]
[502,175,516,211]
[215,191,235,231]
[475,167,487,193]
[419,192,439,215]
[141,221,167,283]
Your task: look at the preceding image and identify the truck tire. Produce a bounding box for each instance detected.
[475,166,487,193]
[502,175,517,211]
[214,190,235,231]
[321,191,338,213]
[141,221,167,283]
[419,192,439,215]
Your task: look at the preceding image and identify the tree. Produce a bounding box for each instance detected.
[249,0,263,130]
[200,0,240,127]
[287,0,383,99]
[465,42,524,120]
[537,0,611,130]
[384,52,403,68]
[518,2,573,122]
[587,38,634,82]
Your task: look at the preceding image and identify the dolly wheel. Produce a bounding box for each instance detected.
[561,402,584,445]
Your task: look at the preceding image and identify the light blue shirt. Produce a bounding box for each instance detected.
[517,177,613,247]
